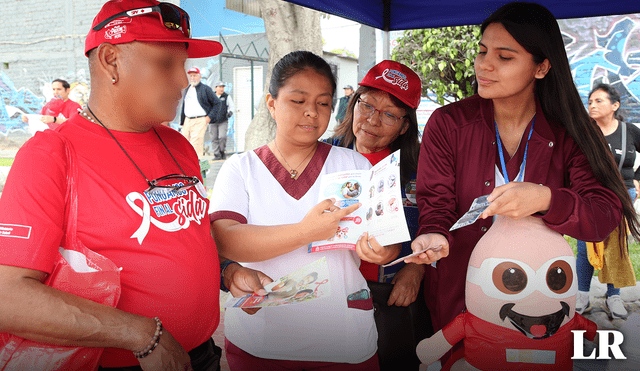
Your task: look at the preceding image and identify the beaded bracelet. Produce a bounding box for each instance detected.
[220,259,237,293]
[133,317,163,359]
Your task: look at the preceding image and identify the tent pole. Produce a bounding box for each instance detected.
[383,30,390,60]
[383,0,391,60]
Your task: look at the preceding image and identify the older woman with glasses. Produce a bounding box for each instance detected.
[327,60,428,371]
[0,1,268,370]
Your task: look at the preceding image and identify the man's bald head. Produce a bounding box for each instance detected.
[85,41,189,131]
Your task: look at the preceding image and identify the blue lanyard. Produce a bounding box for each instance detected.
[495,116,536,184]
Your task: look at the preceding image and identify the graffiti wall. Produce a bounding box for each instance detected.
[0,70,90,142]
[560,14,640,123]
[0,71,43,136]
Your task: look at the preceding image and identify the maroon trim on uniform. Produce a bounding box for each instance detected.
[346,297,374,310]
[209,210,247,224]
[254,142,331,200]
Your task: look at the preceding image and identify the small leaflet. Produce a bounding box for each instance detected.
[449,195,491,231]
[225,257,330,309]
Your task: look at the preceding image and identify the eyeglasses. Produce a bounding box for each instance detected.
[356,98,406,126]
[145,173,202,195]
[93,3,191,38]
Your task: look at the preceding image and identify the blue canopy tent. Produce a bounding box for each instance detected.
[282,0,640,30]
[278,0,640,123]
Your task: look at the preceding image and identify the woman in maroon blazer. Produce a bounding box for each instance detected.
[406,1,639,362]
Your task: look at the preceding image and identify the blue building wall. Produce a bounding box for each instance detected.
[182,0,264,37]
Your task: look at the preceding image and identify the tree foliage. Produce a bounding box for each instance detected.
[244,0,323,151]
[392,25,481,105]
[329,48,356,58]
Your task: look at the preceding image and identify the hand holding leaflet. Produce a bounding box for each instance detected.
[449,195,491,231]
[225,257,331,309]
[309,150,410,252]
[382,245,443,267]
[25,114,49,134]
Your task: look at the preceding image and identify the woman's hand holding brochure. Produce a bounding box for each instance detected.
[308,150,410,252]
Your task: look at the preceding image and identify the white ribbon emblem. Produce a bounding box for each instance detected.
[375,68,409,90]
[127,192,184,244]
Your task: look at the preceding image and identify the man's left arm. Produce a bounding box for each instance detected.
[227,95,235,118]
[205,87,221,124]
[219,254,273,315]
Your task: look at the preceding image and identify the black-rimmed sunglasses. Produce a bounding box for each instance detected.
[145,173,201,195]
[93,3,191,38]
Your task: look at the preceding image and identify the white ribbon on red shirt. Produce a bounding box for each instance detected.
[126,192,183,244]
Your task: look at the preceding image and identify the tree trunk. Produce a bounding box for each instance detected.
[243,0,323,151]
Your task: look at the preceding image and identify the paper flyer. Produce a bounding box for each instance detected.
[25,114,49,135]
[225,257,331,309]
[309,149,411,252]
[450,195,491,231]
[382,245,443,267]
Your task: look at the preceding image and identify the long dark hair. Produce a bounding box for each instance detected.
[482,2,639,251]
[589,83,624,122]
[331,86,420,186]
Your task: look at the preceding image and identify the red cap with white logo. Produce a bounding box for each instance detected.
[359,60,422,109]
[187,67,200,74]
[84,0,222,58]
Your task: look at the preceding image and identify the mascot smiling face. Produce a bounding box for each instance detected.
[417,216,597,371]
[466,215,577,338]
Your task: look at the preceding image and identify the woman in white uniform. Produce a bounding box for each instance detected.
[209,51,399,371]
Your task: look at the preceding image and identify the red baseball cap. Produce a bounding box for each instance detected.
[359,60,422,109]
[85,0,223,58]
[187,67,200,74]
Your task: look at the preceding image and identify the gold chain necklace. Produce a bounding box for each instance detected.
[273,139,316,179]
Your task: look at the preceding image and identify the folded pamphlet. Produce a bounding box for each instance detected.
[309,150,411,252]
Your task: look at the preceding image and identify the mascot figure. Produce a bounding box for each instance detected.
[417,216,597,370]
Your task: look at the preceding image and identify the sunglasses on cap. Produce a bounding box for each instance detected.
[93,2,191,38]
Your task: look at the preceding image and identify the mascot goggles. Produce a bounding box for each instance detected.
[467,256,578,301]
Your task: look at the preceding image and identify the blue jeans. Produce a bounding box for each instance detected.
[575,187,636,296]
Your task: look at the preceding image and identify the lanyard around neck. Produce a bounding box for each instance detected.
[495,116,536,184]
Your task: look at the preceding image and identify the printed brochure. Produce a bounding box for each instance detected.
[308,149,410,252]
[225,257,330,309]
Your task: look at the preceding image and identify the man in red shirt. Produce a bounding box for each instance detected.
[21,79,82,129]
[0,1,269,370]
